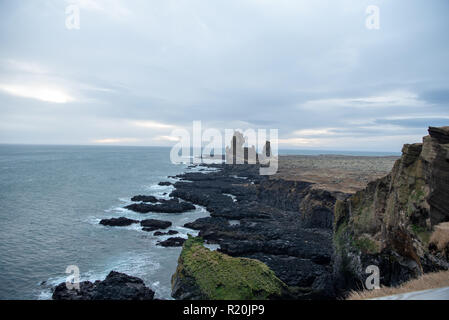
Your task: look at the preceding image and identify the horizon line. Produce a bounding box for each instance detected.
[0,142,401,155]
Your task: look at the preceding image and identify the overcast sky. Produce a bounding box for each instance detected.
[0,0,448,151]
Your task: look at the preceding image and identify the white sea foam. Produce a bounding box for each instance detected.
[60,172,211,301]
[143,183,175,199]
[231,175,248,179]
[223,193,237,202]
[38,252,161,300]
[204,243,221,251]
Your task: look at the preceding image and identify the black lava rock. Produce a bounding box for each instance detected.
[154,230,179,236]
[100,217,139,227]
[52,271,155,300]
[130,195,158,203]
[140,219,172,232]
[157,237,186,247]
[125,198,195,214]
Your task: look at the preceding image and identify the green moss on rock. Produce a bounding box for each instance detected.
[411,224,431,246]
[352,235,380,254]
[171,236,289,300]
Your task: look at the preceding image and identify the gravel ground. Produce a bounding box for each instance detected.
[273,155,399,194]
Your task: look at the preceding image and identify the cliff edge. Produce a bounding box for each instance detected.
[334,126,449,293]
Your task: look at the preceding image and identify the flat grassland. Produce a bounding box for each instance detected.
[273,155,399,194]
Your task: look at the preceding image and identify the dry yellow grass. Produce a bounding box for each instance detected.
[429,222,449,251]
[347,270,449,300]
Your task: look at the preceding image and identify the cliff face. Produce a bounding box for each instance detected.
[257,179,345,229]
[334,127,449,292]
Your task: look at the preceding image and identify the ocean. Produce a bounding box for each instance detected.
[0,144,399,300]
[0,145,213,300]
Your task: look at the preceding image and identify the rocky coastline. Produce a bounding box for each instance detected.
[52,126,449,300]
[170,163,341,299]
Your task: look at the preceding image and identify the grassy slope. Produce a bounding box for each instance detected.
[347,270,449,300]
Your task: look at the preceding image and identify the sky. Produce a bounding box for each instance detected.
[0,0,448,152]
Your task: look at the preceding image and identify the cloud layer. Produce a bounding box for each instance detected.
[0,0,448,151]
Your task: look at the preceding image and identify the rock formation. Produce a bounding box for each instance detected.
[52,271,154,300]
[99,217,139,227]
[225,131,272,165]
[131,195,158,203]
[125,198,195,213]
[170,164,337,299]
[154,230,179,236]
[171,236,291,300]
[157,237,186,247]
[333,127,449,293]
[140,219,172,232]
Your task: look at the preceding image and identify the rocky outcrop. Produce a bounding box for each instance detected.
[140,219,172,232]
[333,127,449,294]
[131,195,158,203]
[99,217,138,227]
[428,126,449,144]
[125,198,195,214]
[157,237,186,247]
[154,230,179,236]
[257,179,345,229]
[52,271,154,300]
[424,127,449,225]
[172,164,336,299]
[171,237,291,300]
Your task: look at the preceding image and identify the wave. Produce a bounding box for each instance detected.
[67,171,211,300]
[38,252,161,300]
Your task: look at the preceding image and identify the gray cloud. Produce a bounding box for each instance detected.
[0,0,448,151]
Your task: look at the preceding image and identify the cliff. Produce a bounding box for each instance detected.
[334,127,449,293]
[257,179,345,229]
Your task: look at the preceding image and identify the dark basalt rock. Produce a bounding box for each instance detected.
[125,198,195,213]
[140,219,172,232]
[157,237,186,247]
[174,163,337,299]
[52,271,154,300]
[429,126,449,144]
[130,195,158,203]
[100,217,139,227]
[184,217,230,230]
[333,127,449,296]
[158,181,172,186]
[154,230,179,236]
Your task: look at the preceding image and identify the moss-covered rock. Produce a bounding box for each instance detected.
[171,236,290,300]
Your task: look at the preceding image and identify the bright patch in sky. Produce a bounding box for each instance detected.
[92,138,140,144]
[0,84,73,104]
[132,120,175,130]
